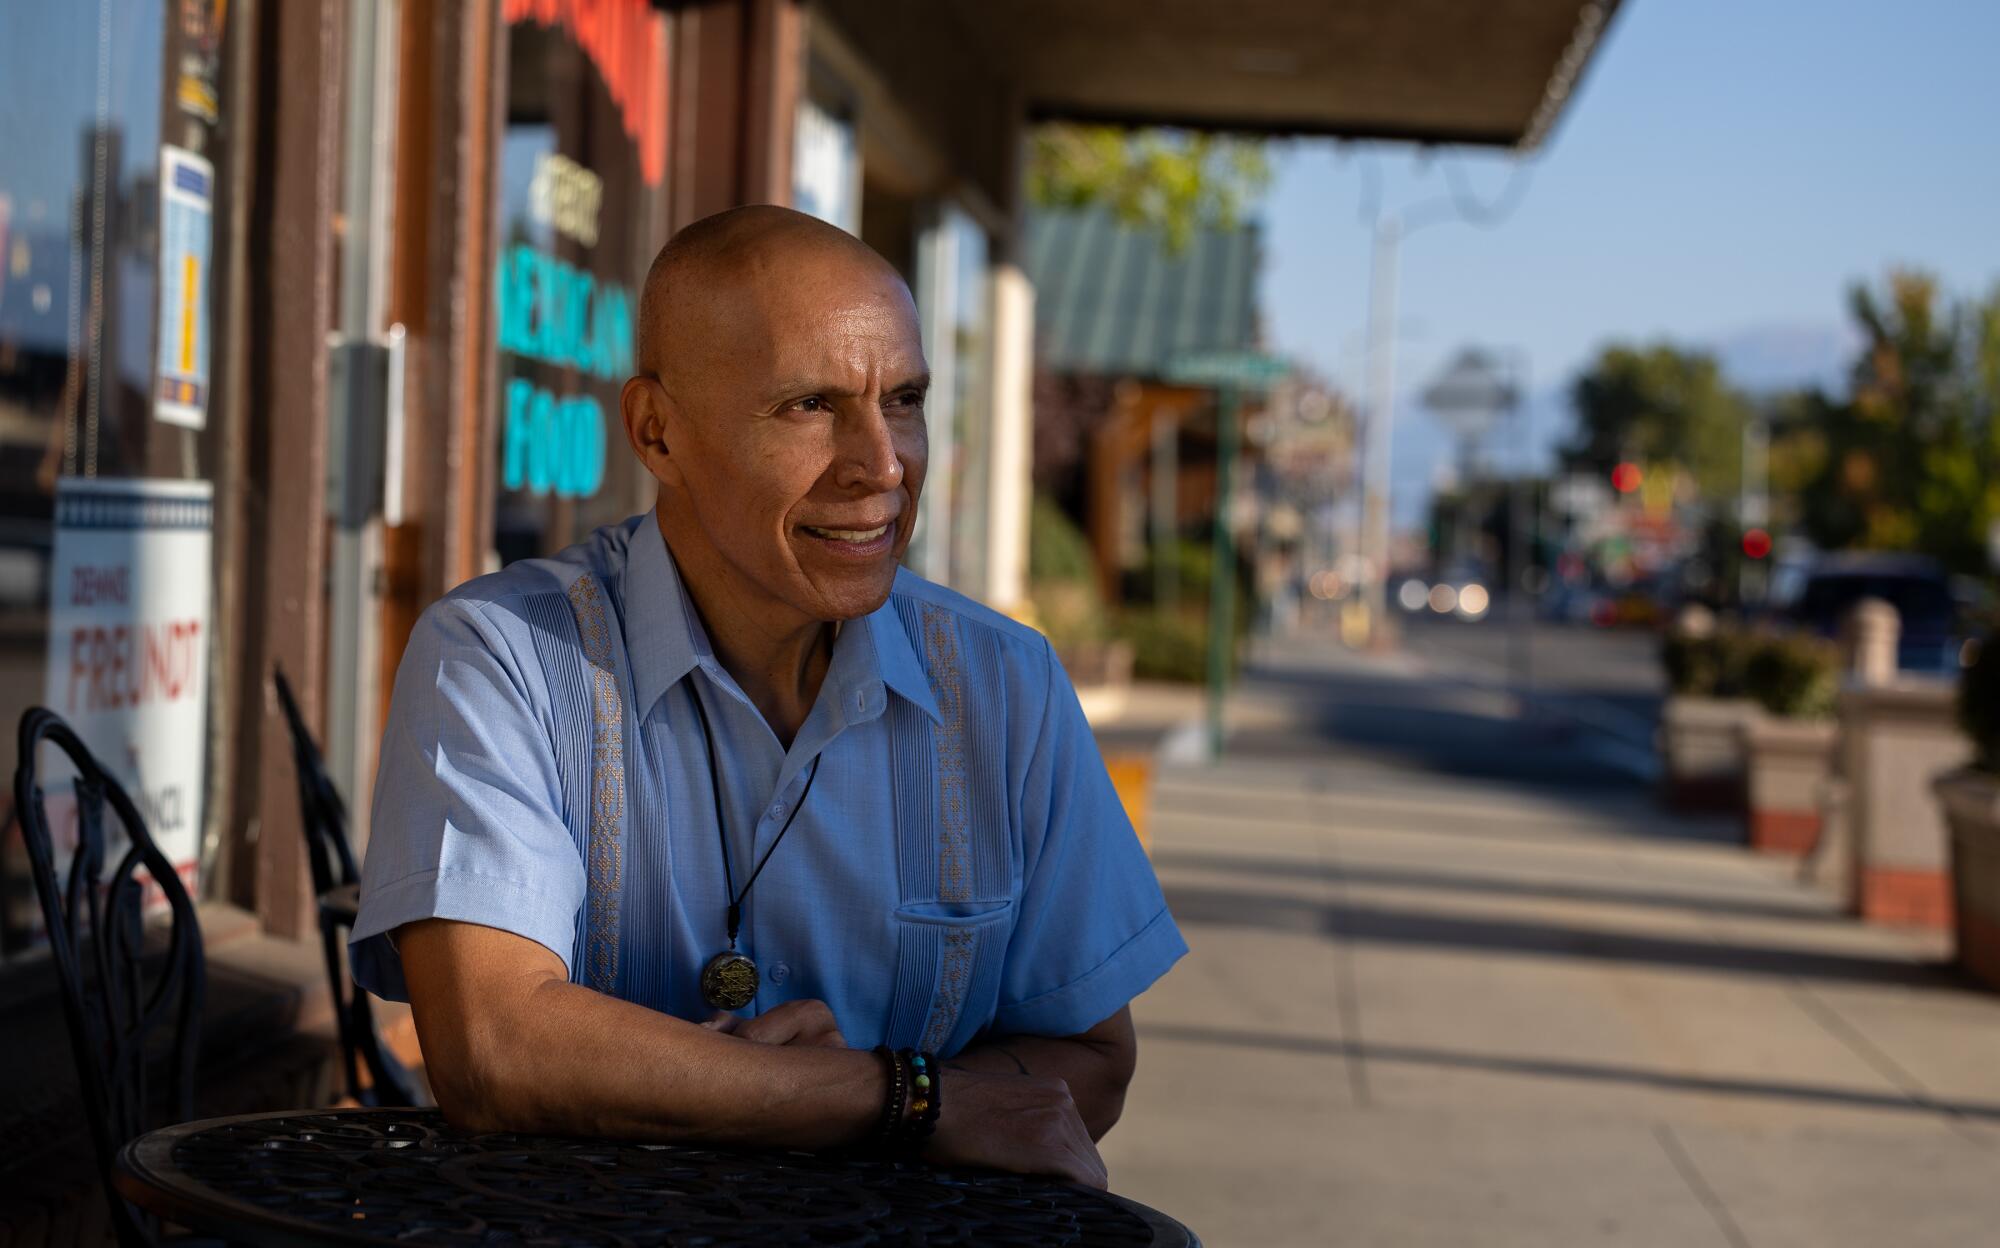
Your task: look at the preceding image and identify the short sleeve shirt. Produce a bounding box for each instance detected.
[350,515,1185,1054]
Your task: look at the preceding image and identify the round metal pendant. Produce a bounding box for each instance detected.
[700,950,759,1011]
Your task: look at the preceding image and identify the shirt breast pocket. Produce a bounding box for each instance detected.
[887,897,1016,1055]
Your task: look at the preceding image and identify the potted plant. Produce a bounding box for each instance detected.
[1737,632,1840,853]
[1936,632,2000,989]
[1658,622,1758,812]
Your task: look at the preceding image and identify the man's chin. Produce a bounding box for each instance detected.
[800,566,898,624]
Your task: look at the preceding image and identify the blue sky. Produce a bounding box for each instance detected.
[1257,0,2000,521]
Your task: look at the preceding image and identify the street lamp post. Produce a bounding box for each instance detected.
[1350,155,1534,647]
[1206,384,1240,761]
[1358,218,1401,641]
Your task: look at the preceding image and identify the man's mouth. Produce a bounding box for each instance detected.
[800,524,891,544]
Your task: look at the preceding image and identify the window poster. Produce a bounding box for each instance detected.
[39,476,213,911]
[154,145,212,429]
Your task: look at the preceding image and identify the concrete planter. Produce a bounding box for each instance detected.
[1658,696,1757,813]
[1738,716,1838,854]
[1837,679,1969,928]
[1937,768,2000,991]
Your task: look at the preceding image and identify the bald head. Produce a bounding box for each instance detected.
[618,203,930,629]
[636,204,907,380]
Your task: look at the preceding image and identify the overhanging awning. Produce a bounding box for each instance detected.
[945,0,1621,149]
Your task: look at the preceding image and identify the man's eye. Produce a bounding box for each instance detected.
[891,391,926,410]
[791,396,831,413]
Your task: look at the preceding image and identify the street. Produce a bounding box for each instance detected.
[1098,626,2000,1248]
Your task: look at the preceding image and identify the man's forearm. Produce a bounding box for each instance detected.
[402,921,882,1148]
[948,1009,1137,1141]
[478,979,881,1144]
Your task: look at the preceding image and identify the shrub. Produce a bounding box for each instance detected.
[1114,606,1222,684]
[1033,579,1110,651]
[1661,629,1754,698]
[1029,495,1098,584]
[1742,633,1839,720]
[1960,633,2000,773]
[1028,495,1109,650]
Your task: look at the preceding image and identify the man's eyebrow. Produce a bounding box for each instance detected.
[768,372,931,398]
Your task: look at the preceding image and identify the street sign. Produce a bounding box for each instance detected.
[1421,348,1518,415]
[1421,347,1518,447]
[1164,349,1291,391]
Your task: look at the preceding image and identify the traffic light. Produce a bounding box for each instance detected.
[1741,528,1772,560]
[1611,462,1643,494]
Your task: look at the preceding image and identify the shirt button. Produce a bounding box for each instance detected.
[768,961,791,985]
[769,801,785,819]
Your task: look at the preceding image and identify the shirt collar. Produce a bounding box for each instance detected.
[863,580,941,725]
[624,513,709,723]
[624,514,941,727]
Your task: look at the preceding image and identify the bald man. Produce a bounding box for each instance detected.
[351,206,1185,1186]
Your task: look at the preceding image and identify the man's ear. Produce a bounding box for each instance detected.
[620,375,681,487]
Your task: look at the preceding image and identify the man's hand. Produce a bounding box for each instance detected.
[702,999,848,1049]
[946,1010,1137,1142]
[924,1068,1108,1189]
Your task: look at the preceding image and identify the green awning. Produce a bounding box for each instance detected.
[1027,209,1261,381]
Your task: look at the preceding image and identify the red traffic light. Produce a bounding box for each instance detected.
[1612,462,1643,494]
[1742,528,1772,560]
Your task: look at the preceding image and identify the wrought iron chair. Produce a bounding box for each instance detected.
[15,706,205,1248]
[271,666,418,1107]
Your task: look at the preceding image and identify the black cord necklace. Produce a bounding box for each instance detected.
[688,682,823,1011]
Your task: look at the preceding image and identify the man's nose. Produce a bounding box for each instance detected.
[833,403,904,493]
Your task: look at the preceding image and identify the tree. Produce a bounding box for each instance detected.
[1026,125,1271,252]
[1560,344,1751,504]
[1784,270,2000,573]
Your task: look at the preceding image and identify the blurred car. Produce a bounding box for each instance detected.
[1539,580,1604,625]
[1598,587,1665,629]
[1782,552,1964,673]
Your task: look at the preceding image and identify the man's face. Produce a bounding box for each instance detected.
[646,248,929,624]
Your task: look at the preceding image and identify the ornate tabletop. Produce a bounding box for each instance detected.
[116,1108,1199,1247]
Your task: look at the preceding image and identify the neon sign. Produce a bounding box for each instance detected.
[501,0,668,188]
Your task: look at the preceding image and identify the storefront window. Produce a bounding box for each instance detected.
[1,2,229,956]
[911,204,992,595]
[793,94,859,236]
[492,2,669,566]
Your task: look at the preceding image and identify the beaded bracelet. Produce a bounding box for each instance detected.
[870,1045,909,1147]
[900,1049,941,1142]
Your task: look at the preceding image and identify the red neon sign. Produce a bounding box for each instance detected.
[504,0,670,188]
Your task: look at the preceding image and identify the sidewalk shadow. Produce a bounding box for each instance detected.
[1151,849,1839,925]
[1137,1020,2000,1127]
[1159,881,1960,991]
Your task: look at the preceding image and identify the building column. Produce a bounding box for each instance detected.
[985,262,1034,612]
[671,0,803,230]
[243,0,345,941]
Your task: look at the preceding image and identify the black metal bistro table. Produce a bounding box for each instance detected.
[116,1108,1200,1247]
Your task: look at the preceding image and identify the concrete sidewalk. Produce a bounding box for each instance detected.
[1098,641,2000,1248]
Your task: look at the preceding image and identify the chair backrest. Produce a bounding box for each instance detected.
[14,706,204,1247]
[270,665,417,1108]
[272,666,358,896]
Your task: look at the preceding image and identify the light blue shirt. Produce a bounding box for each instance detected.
[351,514,1185,1054]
